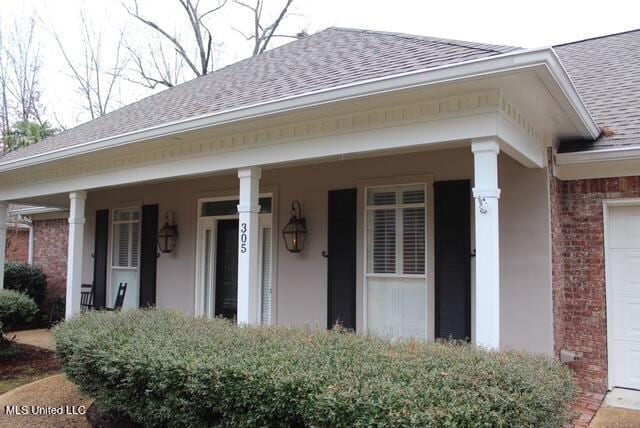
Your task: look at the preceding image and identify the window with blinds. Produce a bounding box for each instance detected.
[111,207,141,311]
[112,208,140,268]
[366,185,427,339]
[260,227,272,325]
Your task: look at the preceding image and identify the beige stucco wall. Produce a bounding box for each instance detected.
[81,146,553,355]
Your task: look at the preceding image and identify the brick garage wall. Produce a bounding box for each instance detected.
[5,228,29,263]
[33,218,68,303]
[551,174,640,393]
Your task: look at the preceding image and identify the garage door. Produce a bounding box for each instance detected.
[608,204,640,390]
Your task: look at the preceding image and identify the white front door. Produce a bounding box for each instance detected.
[608,204,640,390]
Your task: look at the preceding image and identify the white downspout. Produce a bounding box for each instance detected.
[27,219,34,265]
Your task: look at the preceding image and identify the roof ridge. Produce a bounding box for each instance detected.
[327,26,516,54]
[554,28,640,47]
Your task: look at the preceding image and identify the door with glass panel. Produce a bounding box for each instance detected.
[365,185,427,339]
[197,197,273,323]
[110,207,141,310]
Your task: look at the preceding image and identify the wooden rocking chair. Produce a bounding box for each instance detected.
[80,283,95,313]
[104,283,127,311]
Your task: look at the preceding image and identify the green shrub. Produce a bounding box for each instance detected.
[54,309,578,428]
[0,319,23,360]
[0,289,38,328]
[0,290,37,358]
[4,262,48,305]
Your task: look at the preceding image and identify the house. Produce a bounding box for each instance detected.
[4,204,70,304]
[0,27,638,395]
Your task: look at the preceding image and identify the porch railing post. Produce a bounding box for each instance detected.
[471,138,501,349]
[0,202,7,289]
[237,167,261,325]
[65,191,87,319]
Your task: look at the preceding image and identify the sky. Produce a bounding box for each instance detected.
[1,0,639,129]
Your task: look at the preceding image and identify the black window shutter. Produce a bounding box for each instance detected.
[434,180,471,340]
[327,188,357,330]
[139,204,159,307]
[92,209,109,308]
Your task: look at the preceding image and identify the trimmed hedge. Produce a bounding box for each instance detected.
[4,262,48,305]
[0,289,38,358]
[0,289,38,328]
[55,309,578,427]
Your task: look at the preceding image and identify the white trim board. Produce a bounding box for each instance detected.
[555,147,640,180]
[0,102,544,201]
[0,47,597,173]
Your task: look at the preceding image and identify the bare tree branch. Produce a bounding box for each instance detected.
[123,0,225,80]
[234,0,297,55]
[4,17,44,124]
[48,10,130,119]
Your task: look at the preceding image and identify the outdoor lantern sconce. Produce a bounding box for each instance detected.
[157,211,178,253]
[282,200,307,253]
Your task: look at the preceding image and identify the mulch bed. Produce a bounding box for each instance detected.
[0,342,61,378]
[86,403,141,428]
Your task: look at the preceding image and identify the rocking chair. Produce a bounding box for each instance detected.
[104,283,127,311]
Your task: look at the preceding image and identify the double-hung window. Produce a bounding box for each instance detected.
[365,184,427,339]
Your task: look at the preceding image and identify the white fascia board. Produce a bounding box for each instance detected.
[556,146,640,165]
[555,146,640,180]
[8,206,68,215]
[531,49,600,141]
[0,48,599,173]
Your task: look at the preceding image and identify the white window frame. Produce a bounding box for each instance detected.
[194,192,276,323]
[107,205,142,308]
[360,176,434,339]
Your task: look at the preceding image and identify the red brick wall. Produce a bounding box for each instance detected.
[551,174,640,393]
[6,228,29,263]
[33,218,68,303]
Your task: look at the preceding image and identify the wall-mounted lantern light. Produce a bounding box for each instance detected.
[157,211,178,253]
[282,200,307,253]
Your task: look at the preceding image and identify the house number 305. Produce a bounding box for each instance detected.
[240,223,248,253]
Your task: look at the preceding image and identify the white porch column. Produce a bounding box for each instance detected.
[0,203,8,289]
[472,138,501,349]
[237,167,261,325]
[65,191,87,319]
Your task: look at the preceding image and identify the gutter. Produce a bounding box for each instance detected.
[9,206,68,216]
[556,145,640,165]
[0,47,600,173]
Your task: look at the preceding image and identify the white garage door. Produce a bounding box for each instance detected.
[608,204,640,390]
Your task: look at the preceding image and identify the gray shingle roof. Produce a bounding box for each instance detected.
[0,27,517,163]
[555,29,640,153]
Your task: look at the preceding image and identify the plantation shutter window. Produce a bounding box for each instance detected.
[111,207,141,310]
[260,226,273,325]
[366,185,427,339]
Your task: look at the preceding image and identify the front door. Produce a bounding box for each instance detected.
[215,219,239,319]
[607,204,640,390]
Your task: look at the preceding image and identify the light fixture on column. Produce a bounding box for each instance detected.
[157,211,178,253]
[282,200,306,253]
